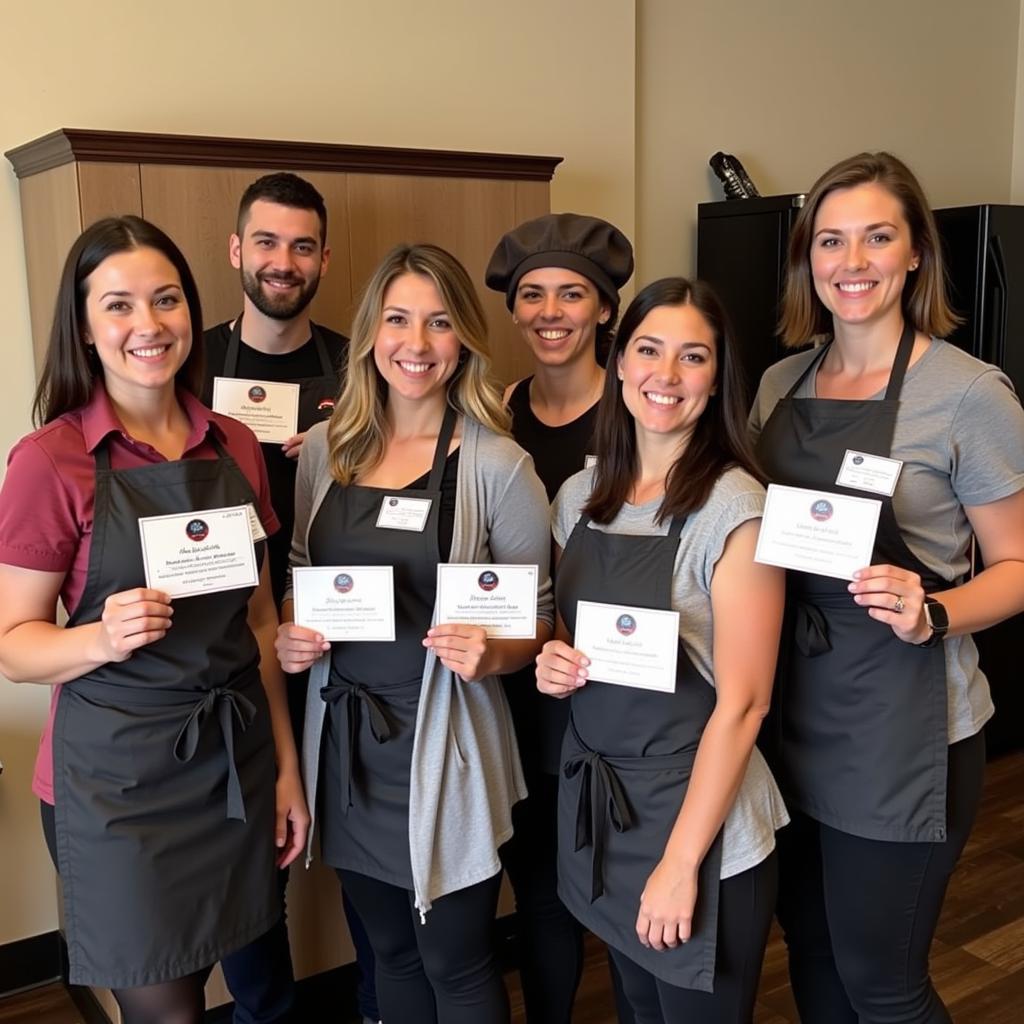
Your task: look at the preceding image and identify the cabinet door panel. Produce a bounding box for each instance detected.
[346,174,533,385]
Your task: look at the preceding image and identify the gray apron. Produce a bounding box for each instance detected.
[555,513,723,992]
[756,323,949,843]
[311,407,456,885]
[53,435,278,987]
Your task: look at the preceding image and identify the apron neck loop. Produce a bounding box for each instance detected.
[785,320,916,402]
[427,405,458,491]
[226,315,330,376]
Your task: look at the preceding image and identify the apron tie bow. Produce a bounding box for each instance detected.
[564,750,634,902]
[321,679,392,813]
[173,687,257,822]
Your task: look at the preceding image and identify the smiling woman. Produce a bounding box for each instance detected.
[751,151,1024,1024]
[0,216,306,1024]
[276,243,553,1024]
[536,277,788,1021]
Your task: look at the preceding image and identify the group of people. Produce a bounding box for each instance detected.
[1,150,1022,1024]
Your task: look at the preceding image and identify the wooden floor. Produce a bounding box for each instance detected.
[4,752,1023,1023]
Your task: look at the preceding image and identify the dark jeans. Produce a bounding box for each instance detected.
[338,868,509,1024]
[609,852,778,1023]
[776,731,986,1024]
[499,773,584,1024]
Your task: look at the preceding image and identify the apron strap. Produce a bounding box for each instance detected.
[784,320,916,401]
[224,316,244,377]
[884,321,917,401]
[310,324,335,376]
[784,343,831,398]
[427,405,458,491]
[320,678,393,813]
[173,687,258,821]
[564,749,634,903]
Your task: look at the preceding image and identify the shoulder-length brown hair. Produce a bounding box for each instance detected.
[32,216,204,426]
[585,277,763,525]
[327,243,510,485]
[779,151,960,348]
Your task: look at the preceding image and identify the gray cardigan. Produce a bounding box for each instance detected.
[288,417,553,916]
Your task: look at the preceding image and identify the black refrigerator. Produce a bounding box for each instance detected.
[696,197,1024,756]
[934,205,1024,756]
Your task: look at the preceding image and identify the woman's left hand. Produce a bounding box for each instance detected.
[848,563,930,644]
[274,767,310,869]
[636,857,699,950]
[423,623,490,682]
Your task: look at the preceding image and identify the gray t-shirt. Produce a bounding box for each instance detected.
[552,466,789,879]
[750,339,1024,743]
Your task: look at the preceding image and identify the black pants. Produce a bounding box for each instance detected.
[777,731,985,1024]
[218,878,379,1023]
[609,852,778,1023]
[338,868,509,1024]
[499,773,585,1024]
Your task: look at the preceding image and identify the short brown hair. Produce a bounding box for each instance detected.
[779,152,959,348]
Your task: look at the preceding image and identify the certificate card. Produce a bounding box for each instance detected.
[139,505,258,598]
[292,566,395,642]
[435,564,538,639]
[755,484,882,581]
[211,377,301,444]
[574,600,679,693]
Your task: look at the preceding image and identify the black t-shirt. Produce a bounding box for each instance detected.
[507,376,599,502]
[202,320,348,605]
[506,376,601,776]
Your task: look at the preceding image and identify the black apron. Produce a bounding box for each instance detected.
[555,513,723,992]
[756,324,949,843]
[224,316,342,746]
[223,316,339,438]
[52,434,278,988]
[311,407,457,886]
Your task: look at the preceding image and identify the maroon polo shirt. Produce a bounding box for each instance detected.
[0,382,279,803]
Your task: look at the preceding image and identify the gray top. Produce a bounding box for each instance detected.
[289,417,554,916]
[750,339,1024,743]
[552,466,789,879]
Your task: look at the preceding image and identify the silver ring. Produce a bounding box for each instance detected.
[894,596,905,613]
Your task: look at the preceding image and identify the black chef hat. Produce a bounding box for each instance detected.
[485,213,634,312]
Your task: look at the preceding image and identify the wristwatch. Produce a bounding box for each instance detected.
[917,597,949,647]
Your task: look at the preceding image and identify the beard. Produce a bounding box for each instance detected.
[240,266,321,320]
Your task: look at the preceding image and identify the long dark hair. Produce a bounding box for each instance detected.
[32,216,204,426]
[585,277,762,524]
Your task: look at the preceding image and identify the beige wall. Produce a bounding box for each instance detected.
[638,0,1022,281]
[0,0,637,962]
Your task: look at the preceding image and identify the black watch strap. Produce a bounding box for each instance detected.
[917,597,949,647]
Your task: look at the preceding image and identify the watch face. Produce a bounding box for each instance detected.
[926,600,949,631]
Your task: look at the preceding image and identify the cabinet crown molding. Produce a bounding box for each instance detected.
[5,128,563,182]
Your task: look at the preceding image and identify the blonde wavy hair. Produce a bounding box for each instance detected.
[327,243,510,484]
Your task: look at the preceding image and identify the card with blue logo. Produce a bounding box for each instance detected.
[755,484,881,580]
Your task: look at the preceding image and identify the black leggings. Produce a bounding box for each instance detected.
[337,867,509,1024]
[776,731,986,1024]
[41,802,212,1024]
[498,773,584,1023]
[609,851,778,1024]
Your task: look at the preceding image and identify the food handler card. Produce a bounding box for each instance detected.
[292,566,396,642]
[139,505,259,598]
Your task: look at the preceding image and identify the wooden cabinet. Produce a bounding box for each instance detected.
[6,129,561,385]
